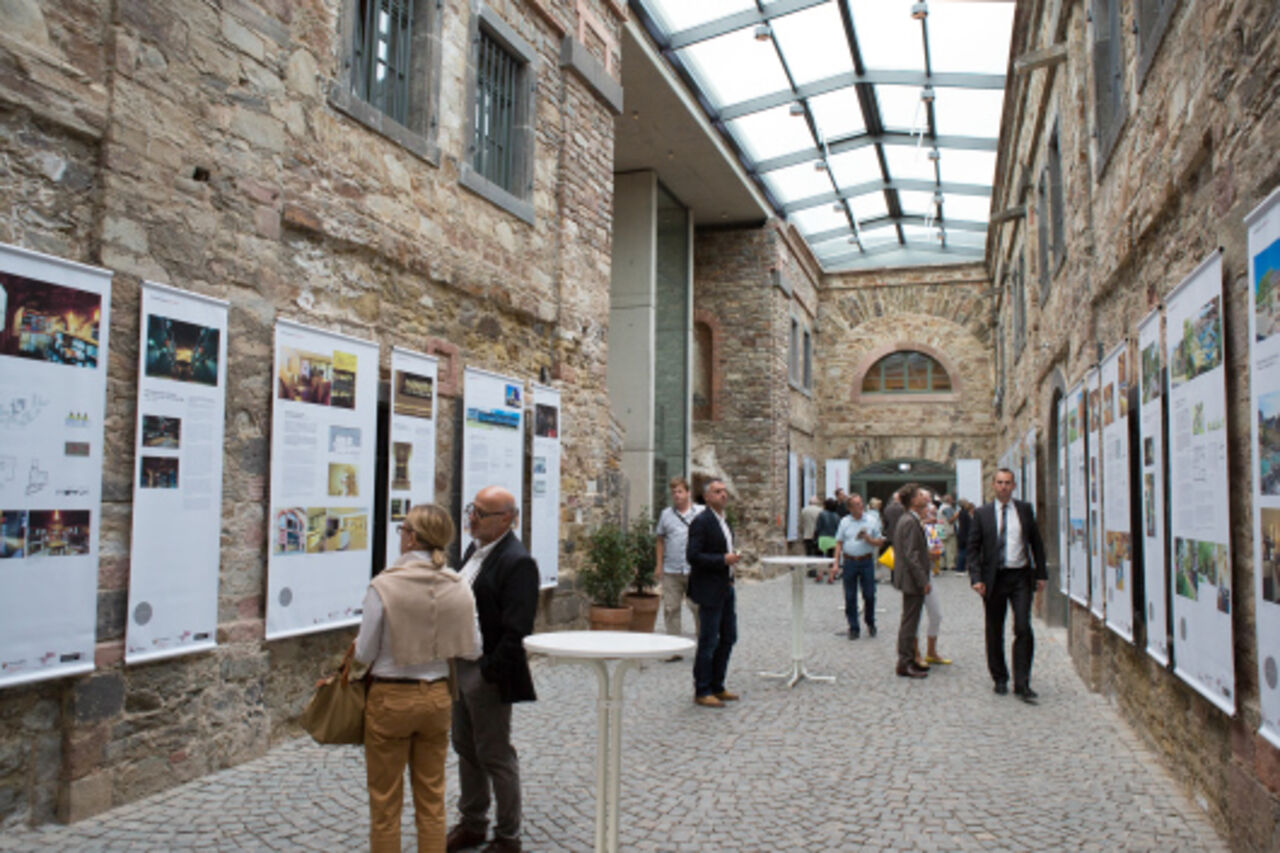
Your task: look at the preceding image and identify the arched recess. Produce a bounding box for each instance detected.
[693,309,722,421]
[850,340,964,403]
[1042,365,1069,627]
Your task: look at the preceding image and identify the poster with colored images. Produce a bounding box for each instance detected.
[460,367,525,556]
[267,320,377,640]
[1101,343,1133,642]
[529,384,561,589]
[1087,367,1104,619]
[1067,380,1089,606]
[787,452,800,541]
[1024,427,1037,513]
[1166,251,1234,714]
[125,282,228,664]
[384,348,438,566]
[1246,186,1280,746]
[1137,308,1169,665]
[824,458,848,499]
[0,243,111,688]
[803,456,817,506]
[1058,399,1070,596]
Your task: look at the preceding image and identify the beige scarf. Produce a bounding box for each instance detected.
[370,554,476,666]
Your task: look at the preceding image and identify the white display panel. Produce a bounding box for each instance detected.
[786,452,799,541]
[385,348,438,565]
[125,282,228,663]
[529,384,561,589]
[1057,400,1069,596]
[460,367,525,555]
[1024,427,1037,511]
[1067,381,1089,606]
[1137,308,1169,665]
[824,458,848,498]
[1100,343,1133,642]
[955,458,982,506]
[1246,186,1280,745]
[1086,367,1104,620]
[1166,251,1234,714]
[266,320,378,640]
[0,243,111,687]
[803,456,817,505]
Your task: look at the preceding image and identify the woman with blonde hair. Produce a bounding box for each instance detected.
[354,503,480,852]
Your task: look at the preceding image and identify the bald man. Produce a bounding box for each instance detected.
[447,486,539,853]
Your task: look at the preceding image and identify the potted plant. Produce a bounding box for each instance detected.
[580,521,633,630]
[622,510,660,632]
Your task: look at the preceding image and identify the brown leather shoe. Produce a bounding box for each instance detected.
[480,839,521,853]
[446,825,487,852]
[714,690,740,701]
[896,663,928,678]
[694,694,725,707]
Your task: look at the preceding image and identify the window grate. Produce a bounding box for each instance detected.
[861,351,952,394]
[354,0,415,125]
[474,30,521,192]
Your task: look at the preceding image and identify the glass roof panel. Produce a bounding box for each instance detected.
[900,223,940,243]
[789,205,849,236]
[928,2,1015,75]
[770,2,853,86]
[933,86,1006,138]
[808,88,866,141]
[945,229,988,247]
[846,191,890,223]
[644,0,756,33]
[827,146,881,188]
[884,145,938,184]
[677,28,790,110]
[897,189,941,216]
[937,148,998,188]
[726,105,816,162]
[849,0,925,70]
[941,193,993,221]
[860,228,901,247]
[876,84,928,133]
[762,161,837,206]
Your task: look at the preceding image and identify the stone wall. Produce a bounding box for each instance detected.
[0,0,623,827]
[993,0,1280,847]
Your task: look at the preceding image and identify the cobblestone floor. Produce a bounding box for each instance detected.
[0,572,1226,852]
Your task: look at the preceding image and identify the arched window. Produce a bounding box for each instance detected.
[861,350,952,394]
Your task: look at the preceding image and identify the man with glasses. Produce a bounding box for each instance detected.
[447,486,539,853]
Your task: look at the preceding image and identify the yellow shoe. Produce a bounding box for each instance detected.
[925,654,952,665]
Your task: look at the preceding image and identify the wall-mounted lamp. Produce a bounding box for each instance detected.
[789,103,805,116]
[927,147,940,162]
[754,23,772,41]
[813,160,828,172]
[920,85,935,104]
[911,2,928,21]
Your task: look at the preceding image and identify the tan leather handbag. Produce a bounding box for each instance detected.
[300,642,365,745]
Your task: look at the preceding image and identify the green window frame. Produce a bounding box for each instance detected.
[861,351,952,394]
[473,29,521,193]
[353,0,415,126]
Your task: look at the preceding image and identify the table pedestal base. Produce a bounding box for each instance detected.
[757,560,835,688]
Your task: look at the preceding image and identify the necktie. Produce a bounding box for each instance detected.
[999,503,1008,568]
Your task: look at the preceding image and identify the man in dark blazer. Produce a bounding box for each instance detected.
[891,483,932,679]
[447,486,539,853]
[686,478,741,708]
[967,468,1047,704]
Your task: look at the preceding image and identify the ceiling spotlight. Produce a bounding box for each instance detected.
[789,103,805,116]
[814,160,828,172]
[911,2,927,21]
[754,23,772,41]
[920,85,935,104]
[933,190,944,205]
[927,148,940,162]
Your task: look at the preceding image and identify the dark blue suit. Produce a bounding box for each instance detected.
[686,508,737,697]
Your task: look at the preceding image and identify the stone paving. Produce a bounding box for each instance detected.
[0,571,1226,852]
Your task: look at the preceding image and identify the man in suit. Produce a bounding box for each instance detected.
[891,483,932,678]
[447,486,539,853]
[686,478,741,708]
[967,468,1047,704]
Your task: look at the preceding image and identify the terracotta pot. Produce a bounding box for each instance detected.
[622,591,660,632]
[588,605,633,631]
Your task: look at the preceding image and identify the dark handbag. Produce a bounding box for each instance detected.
[300,642,365,745]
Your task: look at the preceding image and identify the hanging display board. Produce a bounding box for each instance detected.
[0,244,111,687]
[786,452,799,541]
[803,456,817,505]
[384,348,438,565]
[1024,427,1037,511]
[529,384,560,589]
[824,458,848,499]
[266,319,378,640]
[1057,400,1070,596]
[1246,186,1280,745]
[955,458,982,507]
[1137,308,1169,665]
[1067,380,1089,606]
[125,282,228,664]
[1087,367,1104,619]
[1166,250,1234,714]
[1100,343,1133,641]
[460,367,525,555]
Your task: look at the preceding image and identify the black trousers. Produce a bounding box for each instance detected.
[984,568,1034,689]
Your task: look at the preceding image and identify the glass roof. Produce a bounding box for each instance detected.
[632,0,1013,270]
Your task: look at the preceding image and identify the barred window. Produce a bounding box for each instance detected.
[354,0,414,125]
[474,30,522,193]
[861,351,952,394]
[1092,0,1127,171]
[1137,0,1177,88]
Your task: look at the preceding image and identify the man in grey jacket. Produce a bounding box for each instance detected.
[891,483,933,679]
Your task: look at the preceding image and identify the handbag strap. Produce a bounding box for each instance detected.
[339,641,356,684]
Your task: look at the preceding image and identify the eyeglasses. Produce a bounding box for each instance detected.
[465,503,510,520]
[395,524,406,535]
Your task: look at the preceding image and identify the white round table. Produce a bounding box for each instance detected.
[758,556,838,688]
[523,631,694,853]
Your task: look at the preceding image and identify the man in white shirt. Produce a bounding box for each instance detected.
[654,477,701,654]
[830,494,885,639]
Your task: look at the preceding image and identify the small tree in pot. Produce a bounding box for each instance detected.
[622,509,660,632]
[580,522,634,630]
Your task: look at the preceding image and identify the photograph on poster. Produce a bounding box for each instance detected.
[141,415,181,448]
[1089,389,1100,427]
[273,507,306,555]
[328,426,361,453]
[1174,536,1229,608]
[1103,384,1115,426]
[1261,507,1280,604]
[394,370,434,419]
[1118,352,1129,416]
[535,403,558,438]
[391,443,411,491]
[1170,295,1223,388]
[533,480,547,496]
[278,348,357,408]
[1141,342,1161,403]
[0,273,101,369]
[1143,437,1155,467]
[1143,474,1156,537]
[305,507,368,553]
[1070,518,1085,547]
[466,407,520,429]
[144,314,219,386]
[26,509,90,556]
[533,456,547,475]
[1090,457,1098,502]
[389,498,410,521]
[1,510,26,558]
[1258,389,1280,495]
[327,463,359,497]
[1105,531,1131,572]
[140,456,179,488]
[504,384,521,408]
[64,442,89,457]
[330,355,356,409]
[1068,406,1079,443]
[1254,237,1280,343]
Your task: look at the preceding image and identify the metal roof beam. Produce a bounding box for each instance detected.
[784,179,992,214]
[820,244,984,265]
[804,215,987,244]
[756,132,998,173]
[718,69,1005,121]
[665,0,829,50]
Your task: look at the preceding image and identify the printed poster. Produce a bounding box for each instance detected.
[1024,427,1037,512]
[1087,367,1104,619]
[1246,186,1280,745]
[267,320,378,640]
[1138,308,1169,665]
[385,348,438,565]
[803,456,817,506]
[460,367,525,555]
[529,384,560,589]
[125,282,228,663]
[787,452,799,541]
[824,458,848,499]
[1166,250,1234,714]
[0,243,111,687]
[1101,343,1133,641]
[1067,380,1089,606]
[1058,399,1069,596]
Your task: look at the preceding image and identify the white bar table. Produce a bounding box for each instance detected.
[757,556,837,688]
[523,631,694,853]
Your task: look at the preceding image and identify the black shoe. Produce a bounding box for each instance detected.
[446,825,488,852]
[867,624,877,638]
[896,663,929,678]
[993,682,1009,695]
[1014,686,1039,704]
[848,629,860,640]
